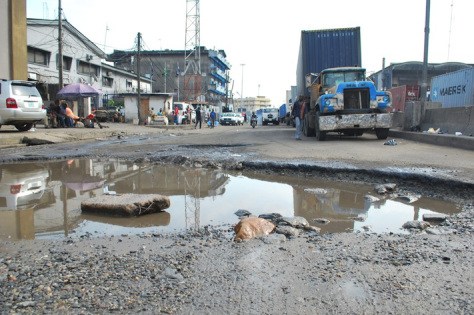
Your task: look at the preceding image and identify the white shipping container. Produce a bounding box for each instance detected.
[430,67,474,108]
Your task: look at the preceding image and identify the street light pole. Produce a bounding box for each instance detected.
[240,64,245,111]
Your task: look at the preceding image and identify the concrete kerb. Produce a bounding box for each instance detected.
[388,129,474,151]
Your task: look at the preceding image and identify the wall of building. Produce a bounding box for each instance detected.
[27,20,152,105]
[0,0,27,80]
[11,0,27,80]
[27,23,103,87]
[101,64,151,96]
[0,0,11,79]
[123,95,173,123]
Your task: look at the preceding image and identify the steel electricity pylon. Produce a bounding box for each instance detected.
[183,0,202,102]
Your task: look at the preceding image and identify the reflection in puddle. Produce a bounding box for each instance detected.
[0,159,461,240]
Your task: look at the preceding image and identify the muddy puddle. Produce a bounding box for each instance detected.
[0,159,461,240]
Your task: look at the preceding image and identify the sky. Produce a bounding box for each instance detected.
[27,0,474,105]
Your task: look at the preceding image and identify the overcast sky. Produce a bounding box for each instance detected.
[27,0,474,105]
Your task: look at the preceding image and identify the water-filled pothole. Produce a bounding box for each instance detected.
[0,158,461,240]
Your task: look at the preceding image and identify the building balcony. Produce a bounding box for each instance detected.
[207,83,226,96]
[210,69,228,83]
[208,50,231,70]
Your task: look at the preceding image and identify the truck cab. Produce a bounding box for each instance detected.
[304,67,392,140]
[262,107,280,125]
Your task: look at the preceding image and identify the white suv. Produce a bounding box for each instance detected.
[0,80,46,131]
[219,112,244,126]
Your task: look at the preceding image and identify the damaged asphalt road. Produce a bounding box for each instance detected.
[0,124,473,314]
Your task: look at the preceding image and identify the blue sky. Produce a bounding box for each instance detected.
[27,0,474,105]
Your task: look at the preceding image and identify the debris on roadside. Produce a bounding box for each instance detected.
[402,220,431,230]
[234,209,252,218]
[425,127,441,134]
[81,193,170,216]
[374,183,397,195]
[364,195,380,203]
[313,218,331,224]
[384,139,397,146]
[423,213,448,222]
[395,193,421,204]
[234,217,275,242]
[234,213,323,242]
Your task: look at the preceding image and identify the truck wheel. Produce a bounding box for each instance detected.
[307,124,315,137]
[303,117,315,137]
[375,128,389,140]
[315,112,326,141]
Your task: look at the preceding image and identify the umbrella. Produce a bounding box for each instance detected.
[64,180,105,192]
[62,170,105,192]
[57,83,101,100]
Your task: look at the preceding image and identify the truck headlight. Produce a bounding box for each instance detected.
[321,98,341,112]
[376,95,390,103]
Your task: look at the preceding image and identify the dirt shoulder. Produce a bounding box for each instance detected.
[0,123,473,314]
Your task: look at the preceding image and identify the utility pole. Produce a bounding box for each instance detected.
[58,0,63,89]
[103,24,109,52]
[240,64,245,110]
[420,0,430,103]
[163,62,168,93]
[225,72,230,110]
[137,32,142,124]
[176,63,180,101]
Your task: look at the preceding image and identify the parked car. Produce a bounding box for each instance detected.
[219,112,244,126]
[0,163,49,211]
[0,80,46,131]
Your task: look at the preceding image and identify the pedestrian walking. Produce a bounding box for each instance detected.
[210,109,216,128]
[195,106,202,129]
[173,105,179,125]
[291,96,304,140]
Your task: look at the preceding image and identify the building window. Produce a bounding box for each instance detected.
[102,76,113,87]
[56,54,72,71]
[77,60,100,76]
[27,46,50,66]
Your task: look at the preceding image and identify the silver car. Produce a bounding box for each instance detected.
[0,80,46,131]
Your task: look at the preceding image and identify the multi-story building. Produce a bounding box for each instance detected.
[26,18,152,110]
[235,96,272,115]
[108,47,231,108]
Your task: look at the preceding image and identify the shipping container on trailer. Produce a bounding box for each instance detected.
[279,104,287,120]
[296,27,362,97]
[430,67,474,108]
[389,85,420,112]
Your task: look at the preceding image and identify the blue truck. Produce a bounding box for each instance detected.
[304,67,392,140]
[296,27,392,140]
[278,104,287,123]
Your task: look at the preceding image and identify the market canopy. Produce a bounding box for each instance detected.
[57,83,101,100]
